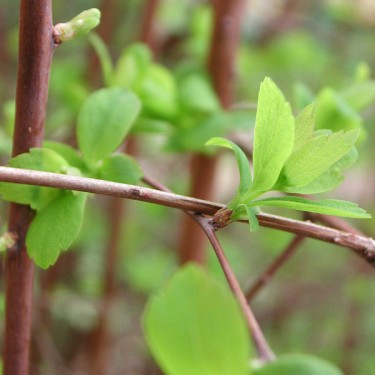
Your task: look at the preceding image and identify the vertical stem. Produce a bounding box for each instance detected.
[178,0,245,264]
[3,1,54,374]
[140,0,160,51]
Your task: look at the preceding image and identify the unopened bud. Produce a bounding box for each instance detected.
[54,8,101,44]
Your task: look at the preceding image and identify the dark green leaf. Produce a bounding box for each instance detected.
[249,196,371,219]
[253,353,343,375]
[143,264,251,375]
[26,192,87,269]
[99,154,143,184]
[251,78,295,195]
[77,88,141,164]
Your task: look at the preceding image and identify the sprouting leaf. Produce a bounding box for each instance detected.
[253,353,343,375]
[249,196,371,219]
[206,137,252,195]
[293,103,315,152]
[281,147,358,194]
[0,148,69,210]
[278,129,359,189]
[99,154,143,185]
[143,264,251,375]
[26,192,87,269]
[77,88,141,164]
[240,204,259,232]
[250,78,295,196]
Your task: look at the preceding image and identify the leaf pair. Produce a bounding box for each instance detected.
[206,78,370,231]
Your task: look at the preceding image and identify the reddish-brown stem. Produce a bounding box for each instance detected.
[140,0,160,51]
[246,235,305,302]
[3,1,54,374]
[0,167,374,266]
[193,215,275,362]
[178,0,245,264]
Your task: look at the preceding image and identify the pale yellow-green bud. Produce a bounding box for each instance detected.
[54,9,101,43]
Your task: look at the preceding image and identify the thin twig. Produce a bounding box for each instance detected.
[246,235,305,302]
[143,176,275,362]
[0,166,374,266]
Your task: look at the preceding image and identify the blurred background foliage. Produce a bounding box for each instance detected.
[0,0,375,374]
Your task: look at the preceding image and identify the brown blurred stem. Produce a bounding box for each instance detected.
[178,0,245,264]
[246,235,305,302]
[3,1,54,374]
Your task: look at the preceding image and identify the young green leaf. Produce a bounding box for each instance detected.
[253,353,343,375]
[279,129,359,189]
[280,147,358,194]
[293,103,315,152]
[77,87,141,164]
[0,148,69,210]
[26,192,87,269]
[143,264,251,375]
[44,141,85,170]
[99,154,143,185]
[240,204,259,232]
[251,78,295,195]
[205,137,252,195]
[249,196,371,219]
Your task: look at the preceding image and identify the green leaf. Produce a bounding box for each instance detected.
[281,147,358,194]
[241,204,259,232]
[99,154,143,184]
[253,353,343,375]
[26,192,87,269]
[279,129,359,189]
[178,74,220,114]
[143,264,251,375]
[0,148,69,210]
[249,196,371,219]
[88,33,114,86]
[77,87,141,164]
[341,81,375,112]
[43,141,85,170]
[205,137,252,194]
[293,103,315,152]
[251,78,295,195]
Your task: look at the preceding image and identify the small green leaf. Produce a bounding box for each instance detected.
[293,103,315,152]
[178,74,220,114]
[26,192,87,269]
[249,196,371,219]
[341,81,375,112]
[99,154,143,184]
[279,129,359,189]
[240,204,259,232]
[0,148,69,210]
[43,141,85,170]
[88,33,114,87]
[205,137,252,195]
[251,78,295,195]
[143,264,251,375]
[77,88,141,164]
[281,147,358,194]
[253,353,343,375]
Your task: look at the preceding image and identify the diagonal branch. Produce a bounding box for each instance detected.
[0,166,374,267]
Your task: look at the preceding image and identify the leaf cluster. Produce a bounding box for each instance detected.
[206,78,370,231]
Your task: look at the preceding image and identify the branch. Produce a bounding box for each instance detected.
[0,166,374,267]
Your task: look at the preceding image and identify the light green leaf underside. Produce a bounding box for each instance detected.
[77,87,141,164]
[143,264,251,375]
[280,129,359,188]
[251,77,295,194]
[26,192,87,269]
[293,103,315,152]
[253,353,343,375]
[99,154,143,185]
[249,196,371,219]
[205,137,252,195]
[0,148,69,210]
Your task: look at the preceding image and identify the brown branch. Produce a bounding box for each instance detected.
[0,166,374,266]
[246,235,305,302]
[3,1,54,374]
